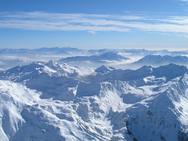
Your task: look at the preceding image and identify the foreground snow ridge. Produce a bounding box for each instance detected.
[1,63,188,141]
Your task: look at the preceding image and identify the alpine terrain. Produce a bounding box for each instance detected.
[0,49,188,141]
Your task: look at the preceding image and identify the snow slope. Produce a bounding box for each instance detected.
[0,80,132,141]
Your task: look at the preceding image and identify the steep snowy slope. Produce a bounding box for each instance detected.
[122,75,188,141]
[0,80,136,141]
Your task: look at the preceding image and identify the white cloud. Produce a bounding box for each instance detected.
[179,0,188,4]
[0,11,188,34]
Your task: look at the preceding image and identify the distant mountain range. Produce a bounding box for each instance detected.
[0,47,188,56]
[1,47,188,70]
[60,51,128,63]
[132,55,188,67]
[0,47,82,55]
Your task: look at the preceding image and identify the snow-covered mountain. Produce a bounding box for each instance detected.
[0,61,83,100]
[58,51,130,71]
[132,55,188,67]
[1,61,188,141]
[60,51,127,63]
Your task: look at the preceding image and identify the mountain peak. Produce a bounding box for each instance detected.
[95,65,114,74]
[153,63,188,81]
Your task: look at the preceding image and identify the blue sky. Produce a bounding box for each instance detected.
[0,0,188,50]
